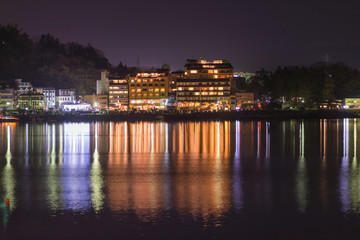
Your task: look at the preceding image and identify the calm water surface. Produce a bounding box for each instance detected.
[1,119,360,239]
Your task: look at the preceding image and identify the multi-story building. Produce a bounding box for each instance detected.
[0,89,15,109]
[108,79,129,111]
[230,91,255,110]
[35,87,56,110]
[128,69,169,110]
[56,89,76,109]
[81,94,108,110]
[176,59,233,110]
[18,93,46,110]
[15,79,33,95]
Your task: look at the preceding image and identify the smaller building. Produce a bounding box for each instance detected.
[108,79,129,111]
[35,87,56,110]
[15,79,33,95]
[56,89,76,108]
[343,98,360,109]
[230,92,255,110]
[81,94,108,110]
[0,89,15,109]
[62,103,91,112]
[18,93,46,110]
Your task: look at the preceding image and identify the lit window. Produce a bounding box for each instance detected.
[188,87,194,91]
[195,92,200,95]
[155,88,159,92]
[190,70,197,74]
[214,75,218,79]
[208,70,214,73]
[160,88,165,92]
[218,87,224,90]
[214,70,218,73]
[178,87,183,91]
[136,89,141,92]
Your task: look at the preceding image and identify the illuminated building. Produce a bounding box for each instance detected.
[108,79,129,111]
[128,69,169,110]
[96,70,109,95]
[18,92,46,110]
[15,79,33,95]
[230,92,255,110]
[176,59,232,110]
[343,98,360,109]
[0,89,15,109]
[35,87,56,110]
[56,89,76,109]
[81,94,108,110]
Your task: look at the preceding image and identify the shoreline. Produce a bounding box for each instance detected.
[2,110,360,122]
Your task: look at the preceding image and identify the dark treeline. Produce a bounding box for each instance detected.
[0,24,135,94]
[242,63,360,109]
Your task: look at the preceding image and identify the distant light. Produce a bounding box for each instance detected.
[343,105,349,109]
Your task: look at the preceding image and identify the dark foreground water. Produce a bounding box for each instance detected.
[1,119,360,239]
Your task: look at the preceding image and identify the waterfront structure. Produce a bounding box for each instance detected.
[230,92,255,110]
[0,89,15,109]
[56,89,76,109]
[176,59,233,110]
[18,92,46,110]
[62,103,91,111]
[343,98,360,109]
[97,70,109,95]
[128,68,169,110]
[35,87,56,110]
[81,94,108,110]
[15,79,33,95]
[108,79,129,111]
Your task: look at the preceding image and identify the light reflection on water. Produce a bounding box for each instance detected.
[3,120,360,227]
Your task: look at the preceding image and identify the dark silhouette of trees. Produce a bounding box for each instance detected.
[0,24,112,94]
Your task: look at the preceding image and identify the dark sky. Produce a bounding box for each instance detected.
[1,0,360,72]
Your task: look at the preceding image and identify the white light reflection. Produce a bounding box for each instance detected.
[296,120,307,213]
[340,118,350,213]
[265,121,270,160]
[233,121,242,211]
[91,123,104,213]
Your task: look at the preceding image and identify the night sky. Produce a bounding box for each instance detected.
[1,0,360,72]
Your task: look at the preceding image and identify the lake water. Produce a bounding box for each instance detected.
[1,119,360,239]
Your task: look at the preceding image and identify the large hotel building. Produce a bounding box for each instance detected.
[128,69,169,110]
[176,59,233,110]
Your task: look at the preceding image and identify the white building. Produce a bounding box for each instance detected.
[56,89,76,108]
[35,87,56,110]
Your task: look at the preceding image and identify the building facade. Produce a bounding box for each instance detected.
[56,89,76,108]
[176,59,233,110]
[128,69,169,110]
[81,94,108,110]
[35,87,56,110]
[108,79,129,111]
[18,93,46,110]
[0,89,15,109]
[230,92,255,110]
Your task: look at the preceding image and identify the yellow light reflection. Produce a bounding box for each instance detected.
[3,125,16,212]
